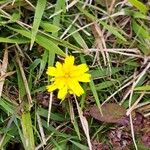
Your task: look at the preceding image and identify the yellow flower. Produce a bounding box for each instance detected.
[46,56,91,100]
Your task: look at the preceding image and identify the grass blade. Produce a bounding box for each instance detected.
[100,21,127,42]
[128,0,148,14]
[21,111,35,150]
[0,37,29,43]
[135,85,150,91]
[8,26,81,52]
[30,0,47,49]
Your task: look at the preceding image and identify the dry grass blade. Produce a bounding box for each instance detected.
[91,23,107,66]
[108,0,116,13]
[74,95,92,150]
[127,90,145,114]
[69,99,75,124]
[126,62,150,150]
[127,62,150,115]
[47,92,53,127]
[0,71,16,81]
[63,11,125,40]
[129,113,138,150]
[102,76,135,105]
[24,0,35,9]
[37,113,46,145]
[0,48,8,98]
[60,0,89,39]
[66,0,80,10]
[88,48,143,58]
[135,101,150,117]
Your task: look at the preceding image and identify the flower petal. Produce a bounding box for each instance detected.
[76,64,89,72]
[56,62,62,69]
[75,73,91,82]
[46,67,56,76]
[58,86,68,100]
[70,64,89,76]
[47,83,57,92]
[68,79,84,96]
[55,62,64,77]
[55,78,65,89]
[63,56,75,72]
[65,56,74,66]
[46,55,91,100]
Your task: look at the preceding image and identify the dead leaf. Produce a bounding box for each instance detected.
[89,103,126,123]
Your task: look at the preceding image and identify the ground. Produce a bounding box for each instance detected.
[0,0,150,150]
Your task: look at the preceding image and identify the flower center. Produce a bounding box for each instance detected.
[64,73,70,78]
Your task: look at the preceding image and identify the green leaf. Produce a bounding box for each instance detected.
[15,62,26,98]
[8,27,66,56]
[0,120,18,149]
[48,0,66,68]
[90,67,122,78]
[40,21,60,33]
[38,107,67,122]
[0,98,16,115]
[132,20,150,39]
[36,35,65,56]
[28,59,41,90]
[124,9,147,19]
[100,21,127,42]
[37,50,48,80]
[21,111,35,150]
[8,26,82,54]
[70,27,88,49]
[132,20,150,55]
[128,0,148,14]
[10,12,20,22]
[0,0,9,4]
[30,0,47,49]
[95,80,118,91]
[52,0,65,37]
[135,85,150,91]
[0,37,29,44]
[69,140,88,150]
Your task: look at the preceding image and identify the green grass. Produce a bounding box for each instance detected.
[0,0,150,150]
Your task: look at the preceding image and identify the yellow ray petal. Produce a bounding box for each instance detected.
[46,67,56,76]
[55,62,65,77]
[58,86,68,100]
[68,79,84,96]
[76,64,89,72]
[47,83,57,92]
[55,62,62,69]
[75,73,91,82]
[65,56,74,66]
[63,56,75,71]
[55,78,66,89]
[46,55,91,99]
[71,64,89,76]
